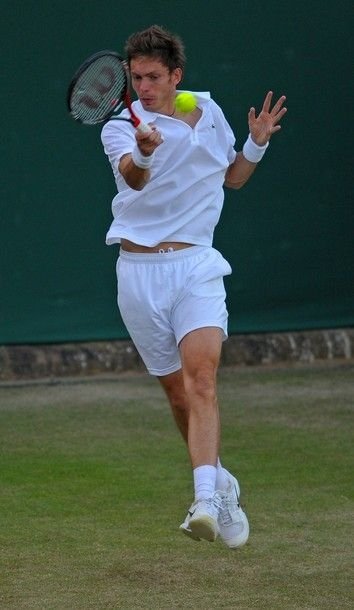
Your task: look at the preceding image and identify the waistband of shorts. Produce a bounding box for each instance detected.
[119,245,210,264]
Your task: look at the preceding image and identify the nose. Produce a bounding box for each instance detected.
[139,77,151,93]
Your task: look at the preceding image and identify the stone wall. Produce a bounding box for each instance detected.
[1,328,353,381]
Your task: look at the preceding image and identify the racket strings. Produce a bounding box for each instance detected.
[70,55,126,124]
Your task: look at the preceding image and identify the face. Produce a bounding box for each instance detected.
[130,56,182,114]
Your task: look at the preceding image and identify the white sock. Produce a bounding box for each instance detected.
[215,458,231,491]
[193,465,217,501]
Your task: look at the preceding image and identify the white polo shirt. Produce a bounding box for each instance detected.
[101,92,237,247]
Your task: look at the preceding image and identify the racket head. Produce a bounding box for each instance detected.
[67,51,128,125]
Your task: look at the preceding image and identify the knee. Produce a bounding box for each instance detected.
[184,369,217,405]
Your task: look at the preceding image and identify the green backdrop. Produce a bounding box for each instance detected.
[1,1,353,344]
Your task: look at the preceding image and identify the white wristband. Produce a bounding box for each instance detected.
[242,134,269,163]
[131,145,155,169]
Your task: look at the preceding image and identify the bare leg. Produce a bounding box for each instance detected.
[158,340,249,546]
[179,327,223,469]
[158,369,189,443]
[158,327,222,468]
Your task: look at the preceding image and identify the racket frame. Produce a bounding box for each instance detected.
[67,50,151,132]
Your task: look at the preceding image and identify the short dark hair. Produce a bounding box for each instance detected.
[125,25,186,73]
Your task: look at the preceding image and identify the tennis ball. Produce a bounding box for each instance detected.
[175,92,197,113]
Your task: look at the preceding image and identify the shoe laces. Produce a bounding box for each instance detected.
[211,491,224,510]
[195,495,223,519]
[218,491,243,527]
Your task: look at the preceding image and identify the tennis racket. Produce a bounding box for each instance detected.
[67,50,151,133]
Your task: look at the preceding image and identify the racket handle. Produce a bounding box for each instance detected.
[136,121,153,135]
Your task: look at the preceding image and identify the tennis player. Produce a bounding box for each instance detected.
[101,25,287,547]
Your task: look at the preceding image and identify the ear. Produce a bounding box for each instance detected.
[172,67,183,86]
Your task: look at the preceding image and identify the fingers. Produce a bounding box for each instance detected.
[136,124,163,154]
[262,90,274,114]
[250,92,287,131]
[258,91,287,118]
[248,107,256,122]
[271,94,287,116]
[270,95,287,127]
[138,124,163,143]
[248,91,287,145]
[272,105,287,125]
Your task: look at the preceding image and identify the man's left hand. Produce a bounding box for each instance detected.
[248,91,287,146]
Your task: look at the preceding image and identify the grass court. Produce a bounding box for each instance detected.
[0,363,353,609]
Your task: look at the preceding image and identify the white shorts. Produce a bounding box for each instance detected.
[116,246,232,376]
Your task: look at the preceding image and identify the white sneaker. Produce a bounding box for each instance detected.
[179,495,223,542]
[179,508,201,541]
[217,473,249,548]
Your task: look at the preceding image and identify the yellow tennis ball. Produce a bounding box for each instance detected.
[175,92,197,113]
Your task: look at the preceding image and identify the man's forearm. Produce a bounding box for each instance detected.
[224,152,258,190]
[119,154,151,191]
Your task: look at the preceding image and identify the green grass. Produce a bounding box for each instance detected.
[0,364,353,609]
